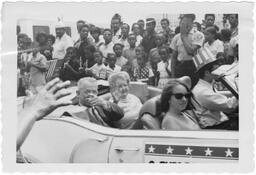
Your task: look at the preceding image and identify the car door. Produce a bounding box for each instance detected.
[108,130,238,163]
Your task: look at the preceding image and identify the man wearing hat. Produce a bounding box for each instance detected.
[141,18,157,54]
[191,48,238,130]
[52,21,74,59]
[170,14,204,87]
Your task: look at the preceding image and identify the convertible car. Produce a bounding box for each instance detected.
[19,75,239,163]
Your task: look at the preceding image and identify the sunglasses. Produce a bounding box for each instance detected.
[172,93,192,100]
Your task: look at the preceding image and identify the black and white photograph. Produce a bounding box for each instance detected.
[1,1,254,173]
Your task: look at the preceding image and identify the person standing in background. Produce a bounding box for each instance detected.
[111,14,122,44]
[131,23,143,47]
[170,14,204,87]
[141,18,157,54]
[52,22,73,59]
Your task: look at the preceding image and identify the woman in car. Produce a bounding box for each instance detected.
[108,71,142,129]
[160,76,201,130]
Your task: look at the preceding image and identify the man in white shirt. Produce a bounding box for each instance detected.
[192,49,238,130]
[99,29,114,63]
[52,22,73,59]
[111,14,122,44]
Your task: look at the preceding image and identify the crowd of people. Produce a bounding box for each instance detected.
[17,13,238,95]
[17,13,239,151]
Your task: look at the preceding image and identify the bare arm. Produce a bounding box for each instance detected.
[181,34,200,56]
[17,78,72,151]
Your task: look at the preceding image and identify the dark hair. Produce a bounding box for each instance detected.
[113,43,124,50]
[132,23,140,31]
[220,29,232,42]
[205,26,218,40]
[160,80,191,113]
[181,14,196,21]
[107,52,116,59]
[161,18,170,25]
[94,50,103,57]
[91,27,101,34]
[47,34,56,44]
[175,26,180,34]
[193,22,201,31]
[111,13,122,23]
[205,14,215,20]
[66,46,79,55]
[35,32,48,43]
[82,44,96,53]
[137,19,144,23]
[197,60,220,79]
[76,20,85,24]
[103,28,113,34]
[122,23,130,31]
[146,18,156,26]
[79,24,90,32]
[158,45,170,54]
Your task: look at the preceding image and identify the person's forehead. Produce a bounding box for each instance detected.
[172,84,187,93]
[104,31,111,35]
[79,82,97,90]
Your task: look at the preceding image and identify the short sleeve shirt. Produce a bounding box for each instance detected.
[170,30,204,61]
[203,39,224,57]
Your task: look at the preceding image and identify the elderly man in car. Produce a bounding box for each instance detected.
[52,77,124,127]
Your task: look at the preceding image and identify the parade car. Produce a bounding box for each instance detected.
[19,69,239,163]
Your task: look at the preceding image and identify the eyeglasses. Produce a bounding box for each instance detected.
[172,93,192,100]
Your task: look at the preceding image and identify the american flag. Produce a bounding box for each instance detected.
[145,144,238,160]
[46,59,64,82]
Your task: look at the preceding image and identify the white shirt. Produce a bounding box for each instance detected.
[110,94,142,129]
[89,63,107,78]
[203,39,224,57]
[112,28,122,44]
[99,42,114,59]
[136,35,143,47]
[117,37,130,50]
[52,33,73,59]
[106,65,122,73]
[170,29,204,61]
[192,79,238,128]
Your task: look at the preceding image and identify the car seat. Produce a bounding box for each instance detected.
[133,95,163,130]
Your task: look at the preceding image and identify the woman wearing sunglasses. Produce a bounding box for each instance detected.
[160,76,201,130]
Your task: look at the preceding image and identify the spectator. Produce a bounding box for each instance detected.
[148,32,166,67]
[87,50,109,80]
[137,19,145,37]
[74,24,95,60]
[123,33,137,67]
[160,18,174,44]
[90,26,104,48]
[59,47,81,84]
[204,14,216,29]
[106,53,122,73]
[133,47,154,85]
[27,42,48,94]
[203,26,224,58]
[141,18,157,54]
[113,43,128,67]
[43,34,55,60]
[52,22,73,59]
[192,49,238,130]
[157,46,172,89]
[108,72,142,129]
[35,32,48,55]
[227,14,238,39]
[111,13,122,44]
[160,77,201,130]
[99,29,114,63]
[117,23,130,49]
[81,44,96,69]
[170,14,204,87]
[132,23,143,46]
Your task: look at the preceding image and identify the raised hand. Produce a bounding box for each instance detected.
[23,78,72,121]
